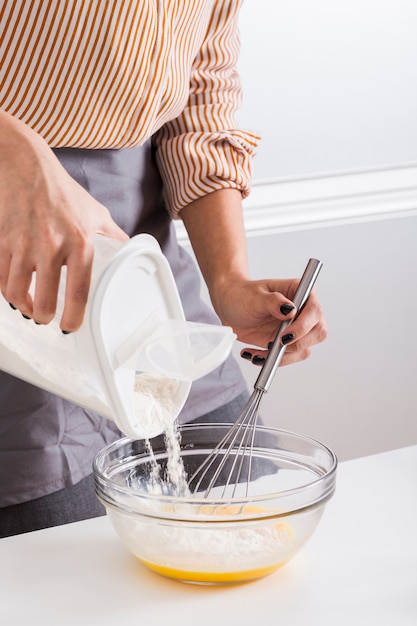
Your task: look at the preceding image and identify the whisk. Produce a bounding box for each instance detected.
[188,258,323,498]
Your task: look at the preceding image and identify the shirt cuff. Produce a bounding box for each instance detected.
[154,128,261,217]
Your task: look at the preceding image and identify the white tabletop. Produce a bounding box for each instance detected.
[1,445,416,626]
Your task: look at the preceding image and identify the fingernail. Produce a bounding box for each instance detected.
[9,303,17,310]
[252,355,266,365]
[282,333,295,345]
[21,313,31,320]
[61,330,72,335]
[34,321,41,325]
[241,351,252,360]
[280,304,295,316]
[267,341,274,350]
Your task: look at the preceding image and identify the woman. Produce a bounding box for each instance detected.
[0,1,326,536]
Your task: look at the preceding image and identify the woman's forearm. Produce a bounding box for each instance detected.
[179,188,250,307]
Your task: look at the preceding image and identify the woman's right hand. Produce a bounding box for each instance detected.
[0,110,128,332]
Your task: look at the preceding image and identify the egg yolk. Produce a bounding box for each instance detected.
[137,558,287,584]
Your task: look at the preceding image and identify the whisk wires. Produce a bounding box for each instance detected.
[188,389,263,498]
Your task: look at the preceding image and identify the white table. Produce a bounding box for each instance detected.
[1,445,416,626]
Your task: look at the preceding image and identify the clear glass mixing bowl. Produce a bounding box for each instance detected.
[93,423,337,585]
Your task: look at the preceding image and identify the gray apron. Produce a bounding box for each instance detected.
[0,143,247,507]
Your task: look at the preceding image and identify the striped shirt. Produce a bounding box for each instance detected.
[0,0,260,215]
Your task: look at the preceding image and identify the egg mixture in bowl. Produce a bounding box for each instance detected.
[93,423,337,585]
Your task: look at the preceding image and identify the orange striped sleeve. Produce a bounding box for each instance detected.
[153,0,261,216]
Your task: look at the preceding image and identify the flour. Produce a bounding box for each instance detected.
[133,372,190,497]
[0,323,94,394]
[111,506,294,575]
[133,372,178,434]
[140,520,293,571]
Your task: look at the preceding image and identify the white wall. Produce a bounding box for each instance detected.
[237,0,417,179]
[234,212,417,462]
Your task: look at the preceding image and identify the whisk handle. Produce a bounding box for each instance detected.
[254,258,323,393]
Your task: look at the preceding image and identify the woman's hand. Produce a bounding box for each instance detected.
[211,277,327,367]
[0,111,128,332]
[180,188,327,368]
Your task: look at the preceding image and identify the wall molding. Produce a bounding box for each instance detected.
[174,164,417,243]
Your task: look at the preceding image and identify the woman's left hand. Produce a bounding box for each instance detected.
[212,277,327,367]
[179,188,327,367]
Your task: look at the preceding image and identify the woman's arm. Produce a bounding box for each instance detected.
[155,0,326,365]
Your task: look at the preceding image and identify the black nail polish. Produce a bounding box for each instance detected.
[280,304,295,316]
[241,351,252,360]
[21,313,31,320]
[9,303,17,310]
[61,330,72,335]
[268,341,274,350]
[252,355,266,365]
[34,321,41,325]
[282,332,295,345]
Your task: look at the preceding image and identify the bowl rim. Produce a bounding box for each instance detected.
[93,423,338,516]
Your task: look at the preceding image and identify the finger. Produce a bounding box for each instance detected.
[5,253,34,316]
[282,314,328,349]
[59,246,94,333]
[262,290,297,321]
[0,250,12,301]
[279,318,328,364]
[280,302,296,316]
[31,261,62,324]
[280,345,313,366]
[240,344,272,367]
[280,291,326,343]
[240,316,327,367]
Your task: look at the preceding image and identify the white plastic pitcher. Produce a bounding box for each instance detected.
[0,235,235,438]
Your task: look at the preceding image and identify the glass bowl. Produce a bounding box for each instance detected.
[93,423,337,585]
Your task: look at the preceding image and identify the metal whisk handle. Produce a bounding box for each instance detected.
[254,258,323,393]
